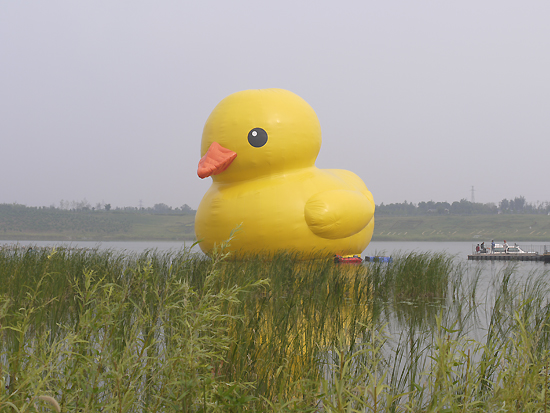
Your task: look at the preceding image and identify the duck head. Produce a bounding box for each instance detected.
[198,89,322,183]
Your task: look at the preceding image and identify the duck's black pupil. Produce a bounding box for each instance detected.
[248,128,268,148]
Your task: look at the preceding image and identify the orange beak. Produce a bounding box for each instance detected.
[197,142,237,179]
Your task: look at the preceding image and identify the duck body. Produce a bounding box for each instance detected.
[195,88,375,259]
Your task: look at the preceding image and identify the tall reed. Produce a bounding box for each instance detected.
[1,244,550,411]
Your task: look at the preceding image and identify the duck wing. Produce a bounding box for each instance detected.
[305,189,374,239]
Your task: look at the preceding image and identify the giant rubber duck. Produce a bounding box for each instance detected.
[195,88,375,259]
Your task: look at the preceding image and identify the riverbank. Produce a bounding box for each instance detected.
[2,210,550,242]
[373,214,550,242]
[0,210,196,241]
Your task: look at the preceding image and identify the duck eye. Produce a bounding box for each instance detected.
[247,128,268,148]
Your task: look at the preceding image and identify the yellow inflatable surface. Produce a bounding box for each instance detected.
[195,88,375,259]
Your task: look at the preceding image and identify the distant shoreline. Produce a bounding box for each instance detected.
[371,214,550,242]
[2,212,550,243]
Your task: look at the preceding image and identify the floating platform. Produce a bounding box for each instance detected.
[468,253,544,262]
[333,255,393,264]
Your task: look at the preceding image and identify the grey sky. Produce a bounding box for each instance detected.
[2,1,549,210]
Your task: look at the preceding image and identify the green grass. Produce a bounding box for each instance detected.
[2,243,550,411]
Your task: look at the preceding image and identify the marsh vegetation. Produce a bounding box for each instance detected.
[1,243,550,411]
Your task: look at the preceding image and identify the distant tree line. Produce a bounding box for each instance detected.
[108,203,196,215]
[376,196,550,216]
[52,200,196,215]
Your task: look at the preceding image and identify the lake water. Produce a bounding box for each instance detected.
[3,239,547,259]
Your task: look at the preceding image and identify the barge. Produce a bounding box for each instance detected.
[468,253,544,261]
[468,243,547,261]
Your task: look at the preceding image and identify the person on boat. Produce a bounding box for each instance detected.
[503,240,508,252]
[476,244,480,253]
[481,242,486,253]
[491,240,495,253]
